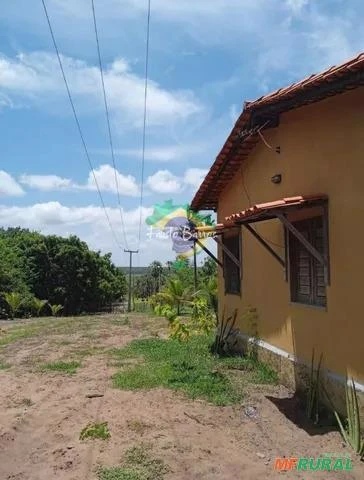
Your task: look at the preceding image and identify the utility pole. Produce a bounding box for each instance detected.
[124,249,138,312]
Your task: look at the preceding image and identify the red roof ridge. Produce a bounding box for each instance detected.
[191,52,364,211]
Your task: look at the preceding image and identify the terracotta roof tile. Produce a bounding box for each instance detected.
[191,53,364,211]
[224,194,327,224]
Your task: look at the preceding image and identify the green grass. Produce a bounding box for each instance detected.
[40,360,81,375]
[0,316,103,348]
[0,361,11,370]
[99,444,168,480]
[73,346,108,358]
[111,316,131,326]
[112,335,277,406]
[80,422,111,441]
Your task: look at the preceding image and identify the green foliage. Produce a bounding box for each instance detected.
[153,304,177,323]
[40,360,81,375]
[169,298,215,342]
[4,292,23,319]
[333,379,364,458]
[32,298,48,317]
[0,361,11,370]
[134,261,166,299]
[133,299,152,314]
[112,335,277,405]
[99,444,168,480]
[50,304,63,317]
[211,309,238,355]
[80,422,111,441]
[199,256,217,279]
[197,276,218,317]
[158,278,192,315]
[0,228,127,316]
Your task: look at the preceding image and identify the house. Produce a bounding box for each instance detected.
[191,53,364,418]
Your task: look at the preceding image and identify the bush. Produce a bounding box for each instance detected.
[169,298,215,343]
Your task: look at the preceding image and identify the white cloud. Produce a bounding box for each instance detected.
[86,164,139,196]
[0,200,162,264]
[0,170,24,196]
[19,174,73,191]
[147,170,183,194]
[183,168,208,189]
[0,201,148,229]
[108,144,205,163]
[146,167,208,193]
[18,165,139,196]
[0,52,202,128]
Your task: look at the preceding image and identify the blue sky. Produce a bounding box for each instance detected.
[0,0,363,266]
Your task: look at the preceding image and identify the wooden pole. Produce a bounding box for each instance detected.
[124,249,138,312]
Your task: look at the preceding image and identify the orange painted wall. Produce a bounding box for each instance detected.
[217,86,364,383]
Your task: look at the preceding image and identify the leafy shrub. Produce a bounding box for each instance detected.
[169,298,215,343]
[50,304,63,317]
[3,292,23,319]
[32,298,48,317]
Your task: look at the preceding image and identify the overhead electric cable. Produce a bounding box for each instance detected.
[137,0,151,248]
[41,0,123,250]
[91,0,129,250]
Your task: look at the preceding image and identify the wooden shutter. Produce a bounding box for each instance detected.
[289,217,326,307]
[223,234,241,295]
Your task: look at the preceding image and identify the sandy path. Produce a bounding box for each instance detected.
[0,315,363,479]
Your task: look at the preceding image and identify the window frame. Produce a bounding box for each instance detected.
[222,231,241,296]
[288,215,328,308]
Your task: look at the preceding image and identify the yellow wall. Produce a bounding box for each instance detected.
[217,86,364,383]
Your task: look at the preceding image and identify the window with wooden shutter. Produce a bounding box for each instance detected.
[223,233,241,295]
[289,216,326,307]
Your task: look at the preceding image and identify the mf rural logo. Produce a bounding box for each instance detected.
[273,453,353,472]
[145,200,214,259]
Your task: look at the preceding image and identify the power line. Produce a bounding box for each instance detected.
[91,0,129,250]
[40,0,123,251]
[137,0,151,248]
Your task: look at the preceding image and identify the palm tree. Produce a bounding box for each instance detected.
[32,298,48,317]
[4,292,23,319]
[50,304,63,317]
[160,278,192,315]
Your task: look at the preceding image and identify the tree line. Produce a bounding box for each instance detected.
[0,228,127,318]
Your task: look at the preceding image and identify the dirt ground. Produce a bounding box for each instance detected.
[0,313,363,480]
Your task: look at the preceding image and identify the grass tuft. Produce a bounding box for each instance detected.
[99,444,168,480]
[40,360,81,375]
[127,419,150,435]
[0,361,11,370]
[80,422,110,441]
[112,335,277,406]
[111,316,131,326]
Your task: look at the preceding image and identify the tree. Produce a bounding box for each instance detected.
[148,261,164,293]
[197,276,218,318]
[160,278,192,315]
[200,256,217,279]
[0,228,127,316]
